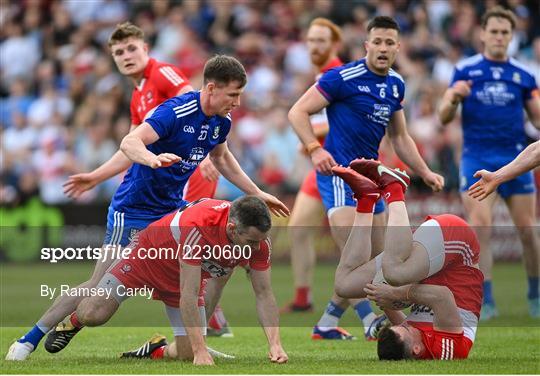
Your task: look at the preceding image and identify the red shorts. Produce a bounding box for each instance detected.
[184,166,218,202]
[109,258,205,307]
[299,170,321,199]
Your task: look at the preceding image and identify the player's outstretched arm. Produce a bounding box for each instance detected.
[120,122,181,169]
[179,262,214,366]
[63,150,132,198]
[209,142,290,217]
[469,141,540,200]
[249,269,288,364]
[388,110,444,192]
[438,80,472,125]
[288,85,336,175]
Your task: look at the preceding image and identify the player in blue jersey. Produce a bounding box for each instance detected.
[6,55,289,361]
[438,6,540,319]
[289,16,444,340]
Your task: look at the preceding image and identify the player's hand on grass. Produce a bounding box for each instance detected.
[199,157,220,181]
[451,80,472,102]
[255,191,290,217]
[422,171,445,192]
[63,173,98,198]
[150,153,181,169]
[311,147,336,175]
[468,169,497,201]
[194,350,214,366]
[268,345,288,364]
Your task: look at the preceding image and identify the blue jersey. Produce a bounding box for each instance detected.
[450,54,538,154]
[316,58,405,164]
[111,91,231,219]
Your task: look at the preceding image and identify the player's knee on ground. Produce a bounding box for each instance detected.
[77,297,116,327]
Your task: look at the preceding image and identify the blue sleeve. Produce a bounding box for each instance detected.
[396,80,405,111]
[145,101,177,139]
[315,68,344,102]
[218,120,231,144]
[523,73,538,101]
[449,67,466,87]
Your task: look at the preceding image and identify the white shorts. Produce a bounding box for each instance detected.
[165,305,207,337]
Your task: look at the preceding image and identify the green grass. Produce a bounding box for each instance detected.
[1,262,539,374]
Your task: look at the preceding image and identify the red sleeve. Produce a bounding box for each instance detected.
[130,95,141,126]
[249,238,271,271]
[155,64,190,98]
[178,225,206,266]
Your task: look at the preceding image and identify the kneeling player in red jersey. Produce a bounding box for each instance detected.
[55,196,287,366]
[332,159,483,360]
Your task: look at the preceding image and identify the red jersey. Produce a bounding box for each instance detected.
[130,58,190,125]
[407,214,483,360]
[110,199,271,307]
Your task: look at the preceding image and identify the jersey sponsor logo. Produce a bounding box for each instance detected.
[476,82,515,106]
[189,147,205,162]
[368,103,391,125]
[183,125,195,133]
[357,85,371,93]
[468,69,483,77]
[201,260,231,278]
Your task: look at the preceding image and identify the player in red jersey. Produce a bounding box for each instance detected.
[61,22,229,336]
[282,18,343,314]
[331,159,483,360]
[52,196,288,366]
[63,22,219,201]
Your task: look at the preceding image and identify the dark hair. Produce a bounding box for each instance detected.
[203,55,247,88]
[229,196,271,233]
[367,16,400,34]
[481,6,516,30]
[377,326,409,360]
[108,22,145,47]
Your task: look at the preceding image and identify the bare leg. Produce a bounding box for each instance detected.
[39,247,116,328]
[287,192,325,305]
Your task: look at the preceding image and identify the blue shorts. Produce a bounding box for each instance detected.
[460,153,536,199]
[104,206,162,246]
[317,173,385,214]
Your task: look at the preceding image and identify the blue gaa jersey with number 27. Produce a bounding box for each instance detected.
[450,54,538,154]
[111,91,231,219]
[316,58,405,164]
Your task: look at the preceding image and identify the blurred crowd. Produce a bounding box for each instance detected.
[1,0,539,206]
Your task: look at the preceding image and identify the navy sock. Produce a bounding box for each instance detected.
[18,323,48,348]
[354,300,373,320]
[483,280,495,305]
[527,276,539,300]
[325,301,345,318]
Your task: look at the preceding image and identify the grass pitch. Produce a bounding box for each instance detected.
[1,262,539,374]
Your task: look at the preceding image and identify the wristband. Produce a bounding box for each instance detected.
[306,141,322,155]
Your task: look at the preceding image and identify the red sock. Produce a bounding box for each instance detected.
[356,194,380,213]
[70,312,83,329]
[151,345,166,359]
[294,287,311,307]
[383,182,405,204]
